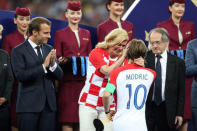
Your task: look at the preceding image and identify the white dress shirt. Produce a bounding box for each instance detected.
[117,22,122,29]
[153,50,167,101]
[74,30,81,48]
[178,25,183,44]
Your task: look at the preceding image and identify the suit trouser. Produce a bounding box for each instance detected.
[17,102,56,131]
[0,104,11,131]
[146,101,177,131]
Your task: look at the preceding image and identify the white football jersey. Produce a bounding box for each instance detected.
[107,63,156,131]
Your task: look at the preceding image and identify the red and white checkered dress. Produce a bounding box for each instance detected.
[78,48,116,111]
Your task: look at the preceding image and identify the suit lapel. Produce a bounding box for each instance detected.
[165,53,174,91]
[146,51,155,70]
[41,44,48,61]
[25,40,40,62]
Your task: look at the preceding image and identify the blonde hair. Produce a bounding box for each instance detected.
[96,28,129,49]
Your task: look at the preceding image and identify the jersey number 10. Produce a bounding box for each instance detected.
[126,84,147,110]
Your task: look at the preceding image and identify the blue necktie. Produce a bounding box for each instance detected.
[154,55,162,105]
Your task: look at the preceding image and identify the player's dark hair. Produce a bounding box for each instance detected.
[127,39,147,60]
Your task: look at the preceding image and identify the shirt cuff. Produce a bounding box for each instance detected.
[42,64,47,73]
[49,62,57,72]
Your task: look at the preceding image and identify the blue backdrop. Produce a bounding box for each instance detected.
[0,9,97,48]
[123,0,197,44]
[0,0,197,48]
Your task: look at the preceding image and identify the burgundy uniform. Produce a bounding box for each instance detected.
[157,17,196,51]
[2,30,25,56]
[54,26,92,123]
[97,18,134,42]
[158,17,196,119]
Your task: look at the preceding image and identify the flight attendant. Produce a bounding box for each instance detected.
[1,7,31,131]
[2,7,31,56]
[54,1,92,131]
[97,0,134,42]
[157,0,196,130]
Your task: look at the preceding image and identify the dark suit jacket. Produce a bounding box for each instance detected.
[0,49,14,104]
[145,51,185,127]
[185,39,197,108]
[11,40,63,113]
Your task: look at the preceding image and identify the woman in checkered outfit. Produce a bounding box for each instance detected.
[78,28,144,131]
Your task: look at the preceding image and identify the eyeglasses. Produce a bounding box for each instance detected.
[150,40,163,46]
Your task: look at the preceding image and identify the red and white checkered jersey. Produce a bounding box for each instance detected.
[108,63,156,131]
[78,48,117,110]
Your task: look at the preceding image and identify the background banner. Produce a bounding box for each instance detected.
[0,9,97,48]
[123,0,197,44]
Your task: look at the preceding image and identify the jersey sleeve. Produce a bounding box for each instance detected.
[146,68,156,87]
[89,49,107,70]
[105,69,119,94]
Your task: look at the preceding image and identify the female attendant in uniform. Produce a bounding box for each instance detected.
[157,0,196,130]
[97,0,134,42]
[54,1,92,131]
[1,7,31,131]
[78,28,145,131]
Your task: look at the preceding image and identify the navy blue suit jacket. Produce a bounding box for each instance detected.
[185,38,197,108]
[11,40,63,113]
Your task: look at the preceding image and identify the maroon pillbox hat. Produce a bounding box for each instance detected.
[67,1,81,11]
[15,7,31,16]
[169,0,185,3]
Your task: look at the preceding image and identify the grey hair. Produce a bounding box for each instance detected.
[148,27,170,43]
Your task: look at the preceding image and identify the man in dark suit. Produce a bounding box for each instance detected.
[11,17,63,131]
[145,28,185,131]
[0,24,14,131]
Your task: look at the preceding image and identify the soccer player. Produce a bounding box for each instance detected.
[103,39,156,131]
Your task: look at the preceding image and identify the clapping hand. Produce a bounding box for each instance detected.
[50,49,56,66]
[43,49,56,68]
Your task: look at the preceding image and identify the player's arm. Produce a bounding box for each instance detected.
[103,83,116,113]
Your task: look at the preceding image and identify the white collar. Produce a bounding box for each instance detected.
[155,50,167,61]
[28,39,39,49]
